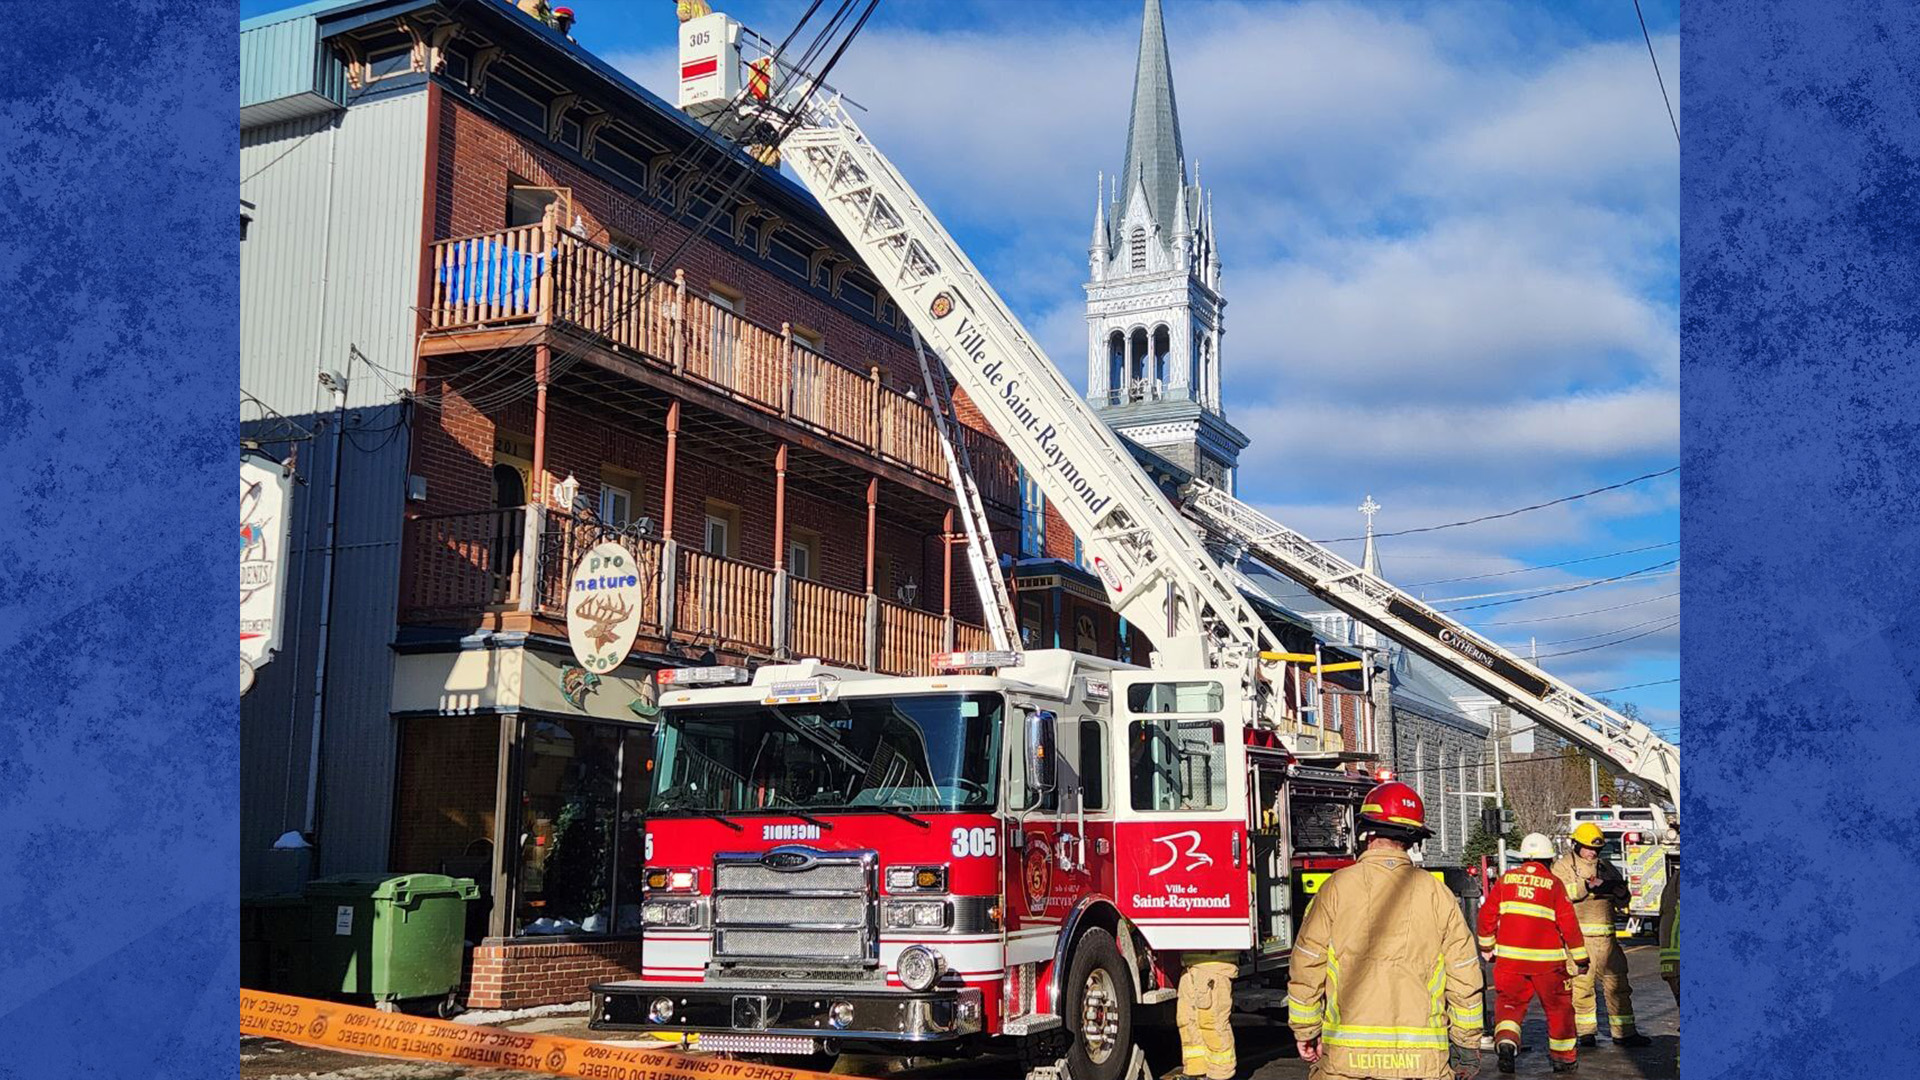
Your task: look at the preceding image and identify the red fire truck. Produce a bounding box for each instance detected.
[588,11,1680,1078]
[593,653,1371,1077]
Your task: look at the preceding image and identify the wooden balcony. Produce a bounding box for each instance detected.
[400,507,989,677]
[423,226,1020,518]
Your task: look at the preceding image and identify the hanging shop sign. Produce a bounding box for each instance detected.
[241,452,294,686]
[567,541,644,673]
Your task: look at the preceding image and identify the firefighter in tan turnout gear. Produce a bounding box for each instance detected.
[1288,781,1485,1079]
[1175,952,1241,1079]
[1550,824,1652,1048]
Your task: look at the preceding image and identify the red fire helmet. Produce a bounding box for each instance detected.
[1359,780,1429,834]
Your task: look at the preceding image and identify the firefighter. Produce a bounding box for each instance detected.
[1175,951,1239,1080]
[1478,834,1588,1073]
[1657,859,1679,1003]
[1550,823,1651,1048]
[1287,781,1484,1080]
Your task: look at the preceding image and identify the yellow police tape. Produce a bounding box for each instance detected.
[240,989,838,1080]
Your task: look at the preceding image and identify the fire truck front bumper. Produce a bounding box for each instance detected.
[589,981,985,1044]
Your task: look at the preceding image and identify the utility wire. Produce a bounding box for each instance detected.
[1434,559,1678,611]
[1425,563,1677,604]
[1632,0,1680,145]
[1498,611,1680,651]
[1533,616,1678,659]
[1403,540,1677,588]
[1591,677,1679,694]
[1476,590,1678,626]
[1315,466,1678,544]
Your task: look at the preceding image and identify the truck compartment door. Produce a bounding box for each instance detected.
[1110,671,1254,951]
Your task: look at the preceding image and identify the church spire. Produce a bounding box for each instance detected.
[1359,495,1382,577]
[1117,0,1186,239]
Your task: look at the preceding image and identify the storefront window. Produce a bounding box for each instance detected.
[513,717,650,937]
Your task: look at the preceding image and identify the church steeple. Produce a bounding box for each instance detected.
[1116,0,1186,243]
[1083,0,1246,493]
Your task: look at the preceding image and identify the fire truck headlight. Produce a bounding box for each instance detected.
[642,900,700,927]
[897,946,946,992]
[884,900,949,929]
[886,865,948,892]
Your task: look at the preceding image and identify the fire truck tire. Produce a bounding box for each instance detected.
[1063,929,1133,1080]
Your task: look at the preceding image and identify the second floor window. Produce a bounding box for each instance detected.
[1018,468,1045,559]
[599,482,631,528]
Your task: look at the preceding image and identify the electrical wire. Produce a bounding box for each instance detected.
[1434,559,1677,612]
[1402,540,1677,588]
[1423,562,1677,604]
[1475,590,1678,626]
[1632,0,1680,145]
[1531,616,1678,659]
[1590,677,1678,694]
[1314,466,1679,544]
[1497,611,1680,651]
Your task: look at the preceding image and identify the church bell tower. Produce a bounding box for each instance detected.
[1085,0,1247,491]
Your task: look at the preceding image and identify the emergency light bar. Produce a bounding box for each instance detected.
[764,678,830,704]
[931,650,1022,671]
[656,665,751,687]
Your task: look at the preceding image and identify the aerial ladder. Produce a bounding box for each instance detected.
[674,12,1676,800]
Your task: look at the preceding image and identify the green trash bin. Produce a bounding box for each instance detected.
[305,873,478,1014]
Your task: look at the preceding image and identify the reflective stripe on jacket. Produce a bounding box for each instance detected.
[1476,859,1588,971]
[1657,870,1679,977]
[1287,847,1485,1078]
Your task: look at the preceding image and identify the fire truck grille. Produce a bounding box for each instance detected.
[711,849,876,966]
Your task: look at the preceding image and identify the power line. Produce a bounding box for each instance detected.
[1402,540,1677,588]
[1476,590,1678,626]
[1499,611,1680,651]
[1632,0,1680,146]
[1424,563,1677,604]
[1591,678,1679,694]
[1314,466,1679,543]
[1533,616,1677,659]
[1435,558,1678,612]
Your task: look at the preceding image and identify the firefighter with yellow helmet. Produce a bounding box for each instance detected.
[1287,781,1485,1079]
[1549,823,1652,1048]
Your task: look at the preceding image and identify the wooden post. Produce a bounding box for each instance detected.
[941,509,954,617]
[864,476,879,594]
[671,268,687,375]
[780,322,794,419]
[663,399,681,540]
[538,203,558,324]
[531,342,551,507]
[868,365,883,452]
[772,444,789,569]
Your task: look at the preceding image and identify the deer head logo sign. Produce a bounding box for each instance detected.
[566,541,646,673]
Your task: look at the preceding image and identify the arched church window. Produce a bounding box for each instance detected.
[1107,331,1126,404]
[1130,227,1147,272]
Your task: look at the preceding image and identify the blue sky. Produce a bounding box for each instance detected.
[244,0,1679,732]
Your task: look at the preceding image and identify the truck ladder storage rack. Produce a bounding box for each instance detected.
[1185,483,1679,800]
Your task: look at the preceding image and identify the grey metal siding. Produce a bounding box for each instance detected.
[240,90,425,416]
[240,87,425,894]
[240,15,347,114]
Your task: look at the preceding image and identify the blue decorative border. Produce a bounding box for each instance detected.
[0,2,238,1075]
[1681,2,1920,1076]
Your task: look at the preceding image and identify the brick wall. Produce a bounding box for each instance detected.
[436,97,941,397]
[465,939,643,1010]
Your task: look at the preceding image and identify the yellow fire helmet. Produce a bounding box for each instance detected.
[1571,822,1607,849]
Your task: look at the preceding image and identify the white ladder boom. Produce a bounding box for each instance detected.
[1184,483,1678,801]
[779,103,1287,684]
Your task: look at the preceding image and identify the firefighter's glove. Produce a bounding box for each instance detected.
[1450,1045,1482,1080]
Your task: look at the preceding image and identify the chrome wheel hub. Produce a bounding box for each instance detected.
[1080,968,1120,1064]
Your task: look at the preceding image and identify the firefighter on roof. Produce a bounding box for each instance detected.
[1550,823,1652,1048]
[1479,834,1588,1073]
[1287,781,1485,1080]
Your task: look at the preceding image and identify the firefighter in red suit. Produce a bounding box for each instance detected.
[1477,833,1589,1073]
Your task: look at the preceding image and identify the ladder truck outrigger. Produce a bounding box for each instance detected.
[589,14,1680,1079]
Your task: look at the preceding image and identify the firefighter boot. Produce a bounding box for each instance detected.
[1551,1062,1578,1073]
[1614,1033,1653,1048]
[1497,1044,1515,1074]
[1576,1035,1597,1048]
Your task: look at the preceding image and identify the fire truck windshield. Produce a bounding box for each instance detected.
[648,692,1003,815]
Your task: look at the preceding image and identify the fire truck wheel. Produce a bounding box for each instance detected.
[1064,928,1133,1080]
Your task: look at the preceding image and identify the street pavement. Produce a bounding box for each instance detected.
[241,944,1675,1080]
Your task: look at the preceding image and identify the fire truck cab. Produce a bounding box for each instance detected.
[590,650,1370,1079]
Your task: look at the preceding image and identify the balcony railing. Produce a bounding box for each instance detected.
[427,226,1020,512]
[401,507,988,677]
